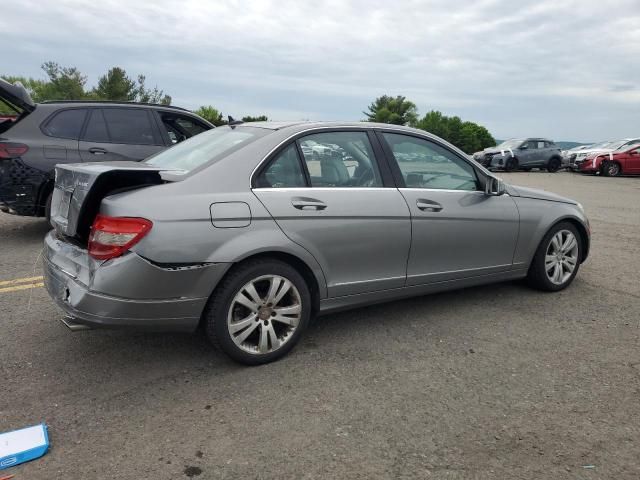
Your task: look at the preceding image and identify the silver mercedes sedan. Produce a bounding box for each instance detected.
[43,122,590,364]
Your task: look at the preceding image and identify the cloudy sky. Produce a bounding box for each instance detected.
[4,0,640,141]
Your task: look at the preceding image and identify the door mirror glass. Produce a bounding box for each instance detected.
[519,143,528,150]
[485,176,505,196]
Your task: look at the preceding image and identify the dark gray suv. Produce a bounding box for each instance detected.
[0,79,213,218]
[473,138,563,172]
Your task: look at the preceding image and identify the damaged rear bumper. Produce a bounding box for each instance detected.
[42,230,230,331]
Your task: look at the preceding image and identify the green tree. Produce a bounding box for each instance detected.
[134,75,171,105]
[415,110,495,154]
[242,115,268,122]
[92,67,136,101]
[40,61,87,100]
[364,95,417,126]
[195,106,226,126]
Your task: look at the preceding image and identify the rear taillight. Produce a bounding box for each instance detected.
[88,214,153,260]
[0,142,29,159]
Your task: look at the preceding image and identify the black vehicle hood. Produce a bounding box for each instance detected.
[508,185,576,204]
[0,78,35,113]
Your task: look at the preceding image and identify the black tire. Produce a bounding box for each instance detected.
[505,157,518,172]
[601,161,621,177]
[204,259,312,365]
[44,191,53,224]
[527,221,582,292]
[547,157,561,173]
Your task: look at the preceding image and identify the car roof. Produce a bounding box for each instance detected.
[245,121,443,136]
[39,100,192,112]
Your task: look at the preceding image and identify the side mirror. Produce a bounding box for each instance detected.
[519,144,528,150]
[485,176,506,196]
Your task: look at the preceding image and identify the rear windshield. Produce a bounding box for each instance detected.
[146,126,269,172]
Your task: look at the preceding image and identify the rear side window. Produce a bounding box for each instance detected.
[83,109,109,142]
[158,113,209,144]
[43,109,87,139]
[255,144,306,188]
[102,108,159,145]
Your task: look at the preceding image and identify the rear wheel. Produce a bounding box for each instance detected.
[204,259,311,365]
[527,222,582,291]
[601,161,621,177]
[44,191,53,224]
[547,157,561,173]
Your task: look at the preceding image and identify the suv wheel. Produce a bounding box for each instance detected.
[547,158,561,173]
[204,259,312,365]
[505,157,518,172]
[527,222,582,291]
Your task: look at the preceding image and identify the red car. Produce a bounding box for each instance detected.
[578,143,640,176]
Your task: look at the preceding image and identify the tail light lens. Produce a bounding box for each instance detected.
[0,142,29,159]
[88,215,153,260]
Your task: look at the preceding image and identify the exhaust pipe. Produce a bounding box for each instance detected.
[60,315,93,331]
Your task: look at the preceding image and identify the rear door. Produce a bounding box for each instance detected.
[79,107,165,162]
[253,129,411,297]
[378,131,519,285]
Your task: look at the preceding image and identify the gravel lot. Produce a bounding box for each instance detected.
[1,172,638,479]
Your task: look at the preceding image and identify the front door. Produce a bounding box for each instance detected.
[378,131,520,285]
[623,146,640,174]
[253,130,411,297]
[79,108,165,163]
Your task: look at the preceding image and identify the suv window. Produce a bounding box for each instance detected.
[43,109,87,139]
[102,108,159,145]
[83,109,109,142]
[255,144,306,188]
[297,132,383,187]
[159,113,209,144]
[382,133,478,191]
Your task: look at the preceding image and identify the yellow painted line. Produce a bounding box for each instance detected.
[0,282,44,293]
[0,275,44,287]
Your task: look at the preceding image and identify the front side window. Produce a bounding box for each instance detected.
[43,109,87,139]
[382,133,478,191]
[159,113,209,144]
[102,108,158,145]
[255,144,306,188]
[297,132,383,187]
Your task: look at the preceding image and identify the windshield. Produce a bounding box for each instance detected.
[146,126,269,172]
[496,139,523,149]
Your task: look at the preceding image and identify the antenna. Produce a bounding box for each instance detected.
[228,115,244,127]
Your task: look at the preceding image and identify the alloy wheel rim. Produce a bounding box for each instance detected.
[227,275,302,355]
[608,163,620,176]
[545,230,579,285]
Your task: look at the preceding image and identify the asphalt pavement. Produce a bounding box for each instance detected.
[1,171,639,479]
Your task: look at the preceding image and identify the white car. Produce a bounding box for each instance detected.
[570,138,640,170]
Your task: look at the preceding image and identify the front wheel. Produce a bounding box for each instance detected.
[527,222,582,291]
[204,259,312,365]
[601,161,621,177]
[547,158,561,173]
[505,157,518,172]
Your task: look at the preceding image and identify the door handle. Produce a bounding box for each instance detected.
[416,199,443,212]
[88,147,107,155]
[291,197,327,210]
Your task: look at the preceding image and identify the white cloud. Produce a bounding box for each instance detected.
[3,0,640,140]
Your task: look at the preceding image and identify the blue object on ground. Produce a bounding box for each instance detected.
[0,424,49,470]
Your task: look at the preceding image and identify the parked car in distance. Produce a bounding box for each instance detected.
[562,144,592,164]
[473,138,563,172]
[570,138,640,171]
[43,121,590,365]
[577,143,640,176]
[0,79,214,218]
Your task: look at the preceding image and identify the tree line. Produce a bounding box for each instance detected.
[2,65,496,152]
[364,95,495,153]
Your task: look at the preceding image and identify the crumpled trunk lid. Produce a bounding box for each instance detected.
[50,161,171,242]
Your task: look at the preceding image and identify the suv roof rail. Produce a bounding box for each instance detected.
[39,100,190,112]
